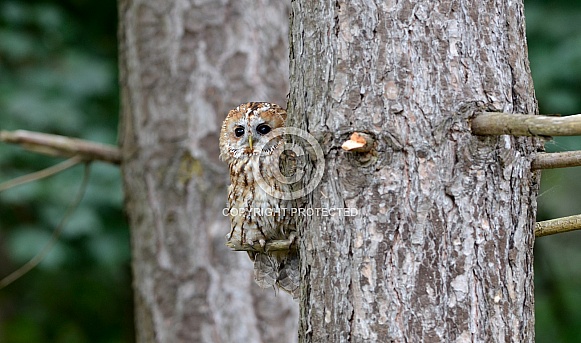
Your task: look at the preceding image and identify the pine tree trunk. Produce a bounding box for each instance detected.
[118,1,297,342]
[289,0,540,341]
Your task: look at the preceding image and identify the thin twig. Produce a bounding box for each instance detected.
[471,112,581,136]
[535,214,581,237]
[0,130,121,165]
[0,162,92,289]
[0,156,84,192]
[532,151,581,170]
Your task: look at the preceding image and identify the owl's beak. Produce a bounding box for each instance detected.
[248,135,253,150]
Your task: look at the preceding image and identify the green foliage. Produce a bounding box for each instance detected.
[0,0,133,342]
[526,0,581,115]
[526,0,581,342]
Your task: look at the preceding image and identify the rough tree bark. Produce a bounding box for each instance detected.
[118,1,297,342]
[289,0,540,342]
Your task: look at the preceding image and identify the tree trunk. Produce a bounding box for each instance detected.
[118,1,297,342]
[289,0,540,342]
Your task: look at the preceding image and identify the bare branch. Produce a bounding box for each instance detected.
[471,112,581,136]
[0,156,84,192]
[0,130,121,165]
[535,214,581,237]
[226,239,298,252]
[0,163,91,289]
[532,151,581,170]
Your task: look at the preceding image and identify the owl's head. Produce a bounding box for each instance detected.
[219,102,287,163]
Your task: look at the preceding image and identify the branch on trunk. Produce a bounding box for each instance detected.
[341,132,374,153]
[532,151,581,170]
[226,238,298,253]
[471,112,581,137]
[471,112,581,170]
[0,130,121,165]
[535,214,581,237]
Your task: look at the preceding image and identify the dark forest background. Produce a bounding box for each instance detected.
[0,0,579,342]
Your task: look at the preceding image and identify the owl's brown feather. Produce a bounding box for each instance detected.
[220,102,299,298]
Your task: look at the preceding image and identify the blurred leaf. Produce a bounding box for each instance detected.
[6,225,67,269]
[1,2,28,24]
[40,205,103,238]
[88,233,130,267]
[1,316,44,343]
[0,30,36,60]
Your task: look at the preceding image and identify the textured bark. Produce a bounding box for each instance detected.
[118,1,297,342]
[289,0,540,342]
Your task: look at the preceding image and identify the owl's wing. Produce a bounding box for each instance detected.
[277,252,300,299]
[253,253,278,289]
[253,252,300,299]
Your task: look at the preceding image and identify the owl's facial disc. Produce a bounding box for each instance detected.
[219,102,286,162]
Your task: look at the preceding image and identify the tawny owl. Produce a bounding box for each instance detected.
[219,102,299,298]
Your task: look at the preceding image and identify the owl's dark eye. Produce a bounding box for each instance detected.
[234,126,245,137]
[256,123,271,135]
